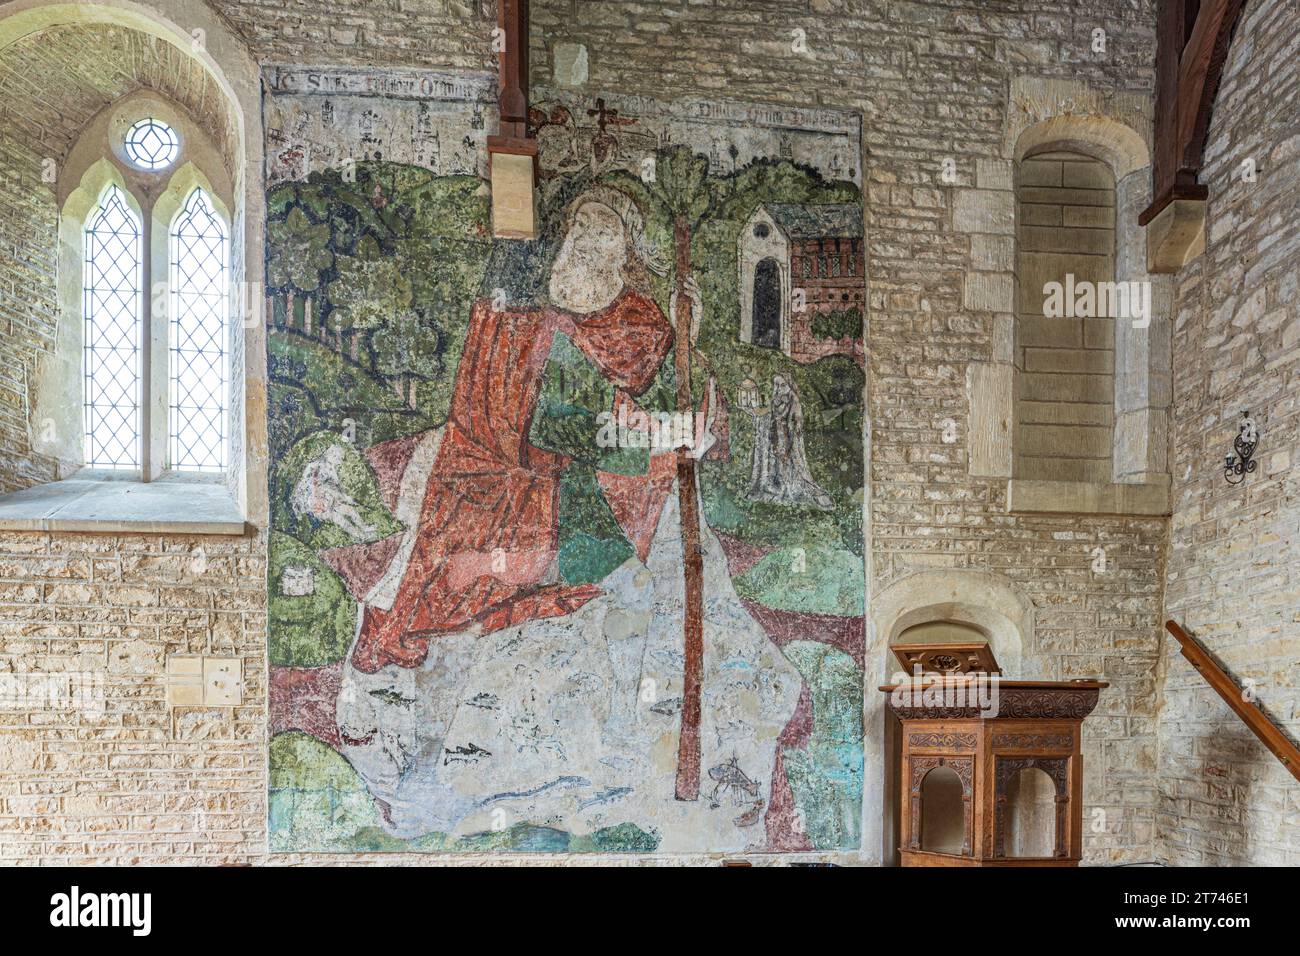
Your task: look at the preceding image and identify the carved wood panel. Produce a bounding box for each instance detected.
[887,686,1099,720]
[908,754,975,856]
[991,731,1073,750]
[908,732,978,750]
[996,688,1099,719]
[993,755,1070,859]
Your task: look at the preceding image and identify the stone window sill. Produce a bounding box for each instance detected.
[0,476,248,534]
[1006,478,1170,517]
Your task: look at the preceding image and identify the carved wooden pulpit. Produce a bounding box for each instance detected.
[880,641,1106,867]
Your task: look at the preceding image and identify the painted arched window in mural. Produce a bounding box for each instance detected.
[752,256,782,349]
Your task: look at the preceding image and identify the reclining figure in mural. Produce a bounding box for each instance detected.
[291,443,379,541]
[334,185,801,850]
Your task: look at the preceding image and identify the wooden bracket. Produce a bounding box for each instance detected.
[489,0,538,239]
[1140,0,1247,271]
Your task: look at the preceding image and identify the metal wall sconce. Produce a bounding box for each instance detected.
[1224,411,1259,485]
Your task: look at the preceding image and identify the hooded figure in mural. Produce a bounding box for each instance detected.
[748,374,834,510]
[331,185,802,849]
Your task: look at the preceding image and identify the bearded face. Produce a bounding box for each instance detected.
[548,201,630,313]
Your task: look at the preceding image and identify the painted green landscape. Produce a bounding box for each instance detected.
[267,140,864,853]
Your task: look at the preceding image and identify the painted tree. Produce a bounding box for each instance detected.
[645,145,717,801]
[267,205,334,335]
[329,235,414,362]
[371,311,443,409]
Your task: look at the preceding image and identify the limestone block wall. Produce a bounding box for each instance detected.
[0,48,68,494]
[1015,152,1117,484]
[526,0,1168,864]
[209,0,496,70]
[0,138,58,495]
[0,529,266,863]
[0,0,1186,864]
[1158,0,1300,866]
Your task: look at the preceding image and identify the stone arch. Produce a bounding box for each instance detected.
[0,1,256,145]
[1002,76,1153,172]
[1006,109,1172,493]
[62,157,140,226]
[155,163,233,233]
[865,569,1036,865]
[59,87,236,212]
[0,0,267,517]
[1013,114,1151,180]
[870,568,1034,678]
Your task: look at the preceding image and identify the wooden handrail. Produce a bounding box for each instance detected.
[1165,620,1300,783]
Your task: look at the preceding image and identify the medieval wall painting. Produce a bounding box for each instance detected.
[265,70,866,853]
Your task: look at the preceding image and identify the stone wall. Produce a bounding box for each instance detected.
[1015,152,1117,484]
[1157,0,1300,866]
[0,529,265,863]
[0,131,58,494]
[210,0,495,70]
[0,33,73,494]
[0,0,1193,865]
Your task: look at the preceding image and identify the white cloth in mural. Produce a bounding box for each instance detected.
[335,484,802,852]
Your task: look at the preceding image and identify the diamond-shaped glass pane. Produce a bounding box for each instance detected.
[170,189,228,472]
[124,118,179,171]
[84,186,141,469]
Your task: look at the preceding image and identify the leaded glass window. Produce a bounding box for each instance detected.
[83,185,142,469]
[73,119,232,480]
[123,118,179,171]
[169,189,229,472]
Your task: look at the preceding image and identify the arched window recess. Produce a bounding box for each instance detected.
[49,94,236,483]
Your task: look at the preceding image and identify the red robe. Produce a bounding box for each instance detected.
[350,288,673,674]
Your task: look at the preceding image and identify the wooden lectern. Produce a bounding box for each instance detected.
[880,641,1106,867]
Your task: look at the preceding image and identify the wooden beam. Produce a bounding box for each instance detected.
[487,0,537,238]
[1139,0,1246,226]
[494,0,530,141]
[1165,620,1300,783]
[1176,0,1246,171]
[1148,0,1187,209]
